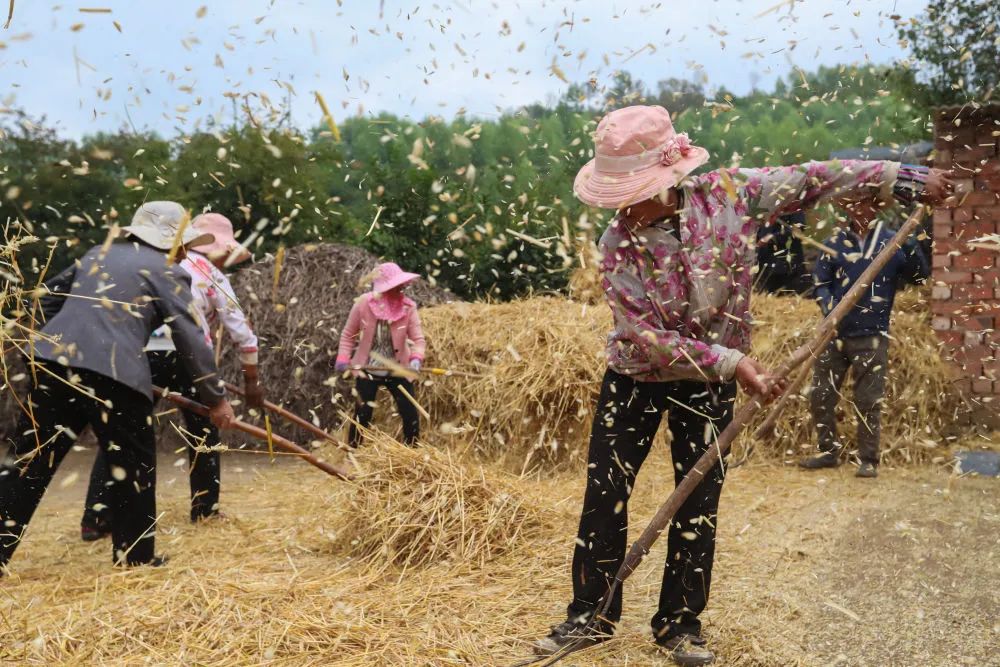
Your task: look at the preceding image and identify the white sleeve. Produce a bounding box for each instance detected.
[210,265,259,365]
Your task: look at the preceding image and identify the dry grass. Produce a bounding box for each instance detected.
[1,440,997,666]
[332,429,554,569]
[419,297,606,469]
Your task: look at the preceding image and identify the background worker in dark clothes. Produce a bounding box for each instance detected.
[754,211,811,295]
[81,212,262,539]
[0,202,236,574]
[799,184,930,478]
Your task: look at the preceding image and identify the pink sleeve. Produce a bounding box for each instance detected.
[737,160,899,220]
[407,307,426,361]
[336,302,362,363]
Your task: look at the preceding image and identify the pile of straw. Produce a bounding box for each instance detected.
[419,297,607,468]
[334,431,553,569]
[419,291,966,467]
[223,243,455,439]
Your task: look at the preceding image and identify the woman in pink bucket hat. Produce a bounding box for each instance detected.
[534,104,954,664]
[334,262,426,447]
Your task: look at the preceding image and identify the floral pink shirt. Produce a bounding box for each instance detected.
[600,160,921,383]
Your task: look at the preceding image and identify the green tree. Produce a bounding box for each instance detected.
[897,0,1000,104]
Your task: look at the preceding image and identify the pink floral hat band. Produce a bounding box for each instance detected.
[594,133,694,173]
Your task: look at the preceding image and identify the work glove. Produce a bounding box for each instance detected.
[409,359,422,371]
[242,364,265,409]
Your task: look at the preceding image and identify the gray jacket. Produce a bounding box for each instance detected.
[31,241,226,406]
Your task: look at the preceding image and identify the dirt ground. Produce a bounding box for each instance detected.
[1,441,998,666]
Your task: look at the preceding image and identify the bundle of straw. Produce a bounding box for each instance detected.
[419,297,607,468]
[336,431,553,569]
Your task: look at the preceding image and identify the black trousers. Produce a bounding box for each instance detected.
[567,369,736,642]
[0,362,158,568]
[83,350,221,525]
[348,374,419,446]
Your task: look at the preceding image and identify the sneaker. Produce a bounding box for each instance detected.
[656,634,715,666]
[81,523,112,542]
[855,462,878,478]
[798,451,840,470]
[125,555,170,569]
[532,617,614,657]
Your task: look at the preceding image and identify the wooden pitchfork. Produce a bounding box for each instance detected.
[223,381,350,450]
[526,207,927,667]
[154,386,354,481]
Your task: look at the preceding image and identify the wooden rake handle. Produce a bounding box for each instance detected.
[617,207,926,580]
[223,381,346,449]
[154,386,354,481]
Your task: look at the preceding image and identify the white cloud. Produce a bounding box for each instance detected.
[0,0,928,138]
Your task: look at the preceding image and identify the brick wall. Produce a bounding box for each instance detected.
[932,104,1000,427]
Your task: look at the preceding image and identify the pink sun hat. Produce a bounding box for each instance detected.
[574,105,709,209]
[190,213,251,266]
[371,262,420,293]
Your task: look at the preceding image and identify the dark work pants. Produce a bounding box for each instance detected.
[567,369,736,643]
[0,362,157,568]
[84,350,221,526]
[810,335,889,465]
[348,374,420,446]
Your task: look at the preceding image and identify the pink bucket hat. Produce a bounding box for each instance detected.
[372,262,420,293]
[574,105,709,209]
[190,213,251,265]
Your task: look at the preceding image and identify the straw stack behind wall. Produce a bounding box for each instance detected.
[419,291,965,468]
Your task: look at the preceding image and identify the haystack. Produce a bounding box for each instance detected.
[419,297,605,468]
[333,430,553,569]
[419,291,967,467]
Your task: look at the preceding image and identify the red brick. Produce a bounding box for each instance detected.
[973,269,1000,286]
[932,315,953,331]
[935,331,964,348]
[973,379,994,394]
[933,239,969,254]
[932,254,952,269]
[937,270,973,284]
[954,251,996,270]
[952,207,976,223]
[954,220,998,238]
[931,300,958,315]
[962,191,1000,207]
[933,224,951,239]
[933,209,953,224]
[972,206,1000,221]
[956,284,997,302]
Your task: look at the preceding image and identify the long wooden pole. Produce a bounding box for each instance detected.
[154,386,354,481]
[222,381,346,449]
[753,326,837,440]
[538,207,926,667]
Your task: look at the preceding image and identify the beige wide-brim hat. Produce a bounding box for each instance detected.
[574,105,709,209]
[121,201,214,251]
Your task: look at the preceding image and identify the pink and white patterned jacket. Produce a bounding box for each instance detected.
[147,251,259,365]
[600,160,926,383]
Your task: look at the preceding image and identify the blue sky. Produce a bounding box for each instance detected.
[0,0,928,138]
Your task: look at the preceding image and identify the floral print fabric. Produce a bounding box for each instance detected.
[599,159,926,383]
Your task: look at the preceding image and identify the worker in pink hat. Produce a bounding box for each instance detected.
[81,212,262,539]
[533,105,955,664]
[334,262,426,447]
